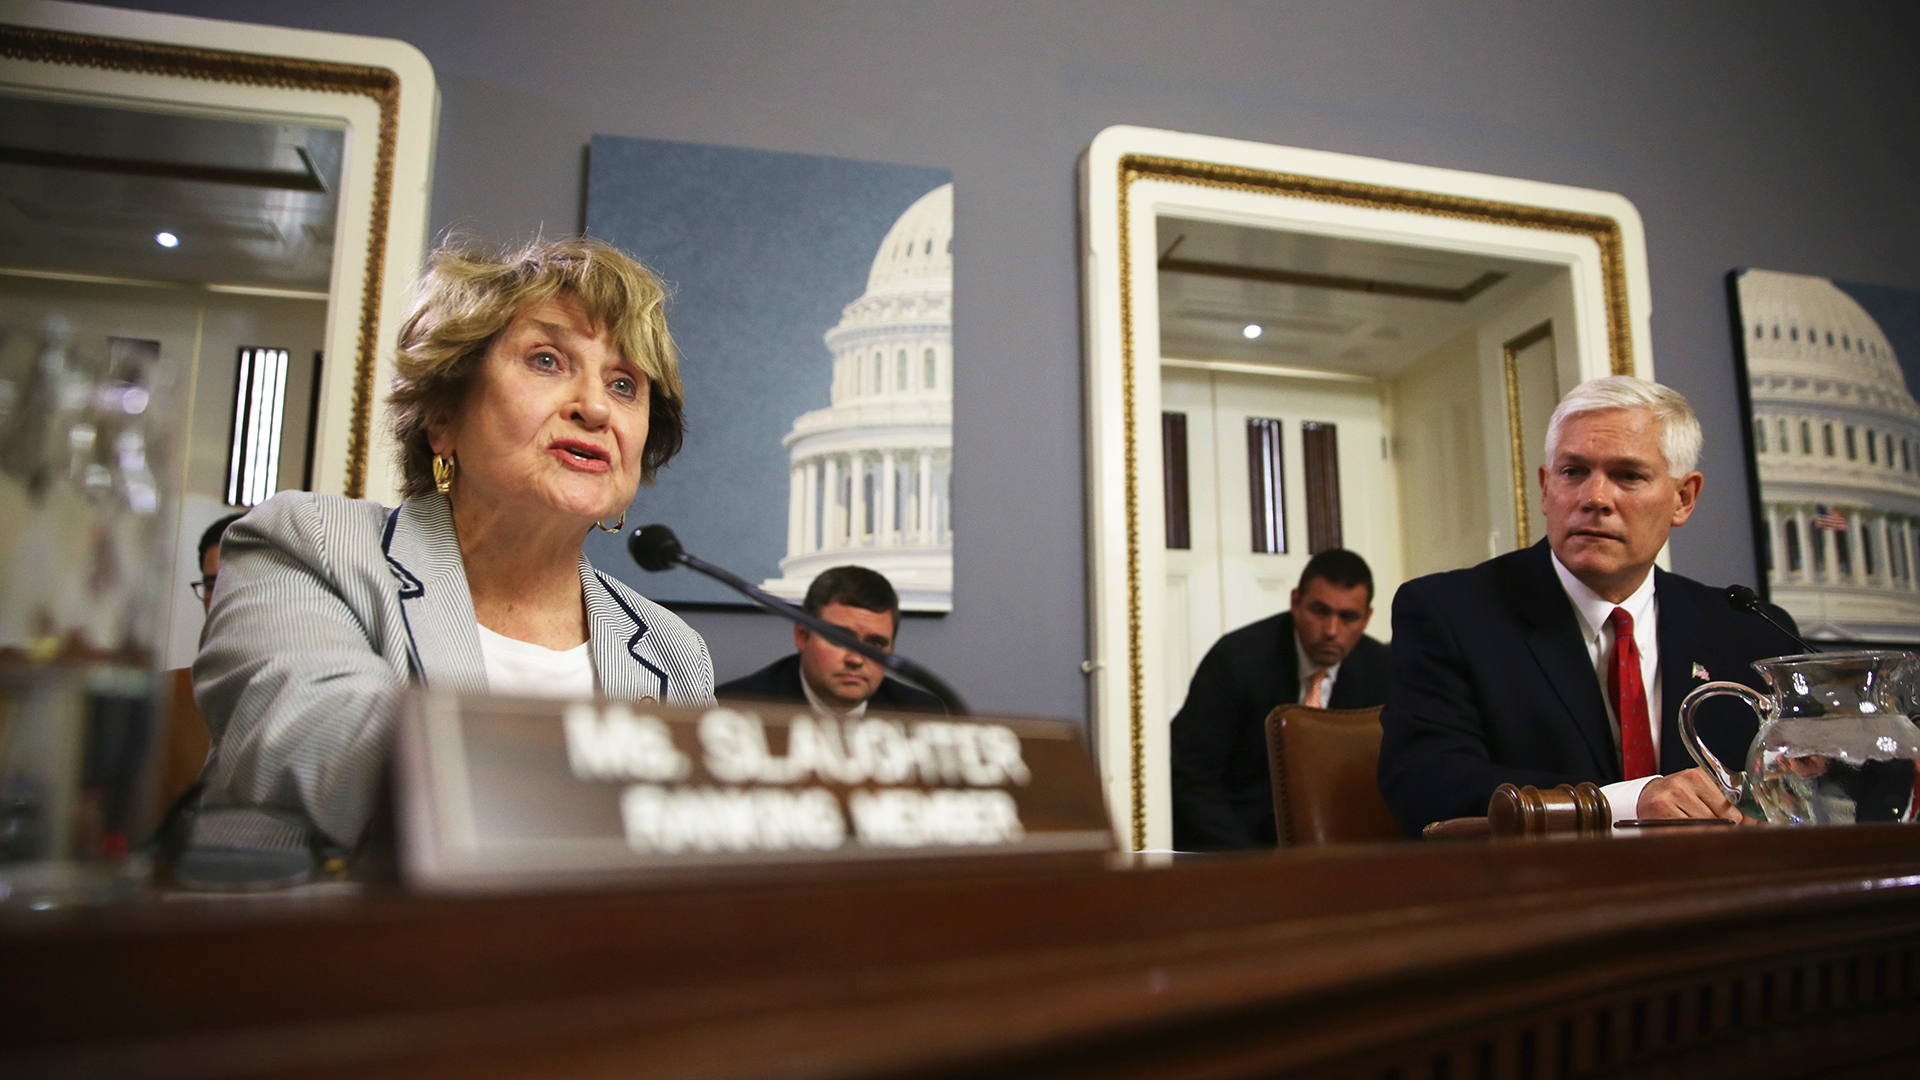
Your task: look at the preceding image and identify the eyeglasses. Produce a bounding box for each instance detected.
[190,576,216,600]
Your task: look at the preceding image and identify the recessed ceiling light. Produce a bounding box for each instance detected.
[1242,323,1263,339]
[155,231,179,248]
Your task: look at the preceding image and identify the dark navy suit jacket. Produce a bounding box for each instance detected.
[716,653,946,714]
[1377,541,1798,835]
[1171,611,1390,850]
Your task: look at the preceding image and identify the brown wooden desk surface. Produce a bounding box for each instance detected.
[5,827,1920,1079]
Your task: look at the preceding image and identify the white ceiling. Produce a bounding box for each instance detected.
[1156,215,1561,380]
[0,95,341,290]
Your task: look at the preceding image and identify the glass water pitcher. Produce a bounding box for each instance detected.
[1679,650,1920,826]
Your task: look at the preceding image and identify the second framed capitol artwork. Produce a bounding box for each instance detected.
[1732,268,1920,644]
[583,137,954,611]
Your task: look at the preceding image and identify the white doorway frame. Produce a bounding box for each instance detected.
[1079,126,1653,850]
[0,0,438,504]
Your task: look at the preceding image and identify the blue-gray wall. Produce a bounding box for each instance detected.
[113,1,1920,720]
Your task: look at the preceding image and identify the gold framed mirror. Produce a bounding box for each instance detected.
[1080,126,1653,848]
[0,0,436,667]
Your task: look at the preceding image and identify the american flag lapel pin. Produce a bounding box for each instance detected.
[1692,662,1710,681]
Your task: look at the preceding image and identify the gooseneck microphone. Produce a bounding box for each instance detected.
[629,524,969,715]
[1724,584,1817,654]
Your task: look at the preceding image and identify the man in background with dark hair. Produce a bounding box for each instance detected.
[194,512,245,615]
[718,565,944,715]
[1171,548,1389,850]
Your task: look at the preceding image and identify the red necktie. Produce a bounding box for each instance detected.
[1608,607,1656,780]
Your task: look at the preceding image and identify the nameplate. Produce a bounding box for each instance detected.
[395,691,1114,892]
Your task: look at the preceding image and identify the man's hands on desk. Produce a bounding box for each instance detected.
[1636,767,1762,824]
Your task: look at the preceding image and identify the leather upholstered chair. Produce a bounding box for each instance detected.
[157,668,210,818]
[1264,704,1403,847]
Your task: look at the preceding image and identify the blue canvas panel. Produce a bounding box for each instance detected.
[583,136,949,607]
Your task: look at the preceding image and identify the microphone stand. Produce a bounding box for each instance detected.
[1723,584,1818,654]
[630,527,969,715]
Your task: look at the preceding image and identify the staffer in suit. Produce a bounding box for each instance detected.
[191,512,243,614]
[1171,549,1390,850]
[1378,376,1796,836]
[195,237,714,850]
[718,566,944,715]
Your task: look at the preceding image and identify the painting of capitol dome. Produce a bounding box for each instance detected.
[1735,269,1920,642]
[760,183,953,611]
[581,136,951,608]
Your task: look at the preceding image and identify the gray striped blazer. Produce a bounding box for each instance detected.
[193,490,714,847]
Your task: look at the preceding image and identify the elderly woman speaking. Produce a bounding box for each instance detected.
[195,237,713,850]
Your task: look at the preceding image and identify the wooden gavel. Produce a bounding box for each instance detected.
[1422,782,1612,840]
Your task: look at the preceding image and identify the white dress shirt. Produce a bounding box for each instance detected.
[1549,554,1661,824]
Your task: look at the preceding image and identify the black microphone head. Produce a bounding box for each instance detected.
[629,524,684,572]
[1725,583,1760,612]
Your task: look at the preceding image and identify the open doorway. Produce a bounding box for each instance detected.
[1082,127,1651,848]
[1154,218,1585,687]
[0,3,436,886]
[0,96,341,667]
[0,4,438,671]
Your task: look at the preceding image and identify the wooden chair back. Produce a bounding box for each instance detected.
[157,668,209,817]
[1263,704,1402,846]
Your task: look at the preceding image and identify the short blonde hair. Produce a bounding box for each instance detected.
[1544,376,1702,476]
[387,236,685,498]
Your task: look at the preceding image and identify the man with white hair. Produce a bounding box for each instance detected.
[1378,376,1798,834]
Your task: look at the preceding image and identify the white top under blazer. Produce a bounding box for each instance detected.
[193,490,715,846]
[476,624,596,700]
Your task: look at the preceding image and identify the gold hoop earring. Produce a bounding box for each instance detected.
[432,454,455,495]
[596,511,626,533]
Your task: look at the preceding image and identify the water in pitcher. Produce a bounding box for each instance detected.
[1748,716,1920,826]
